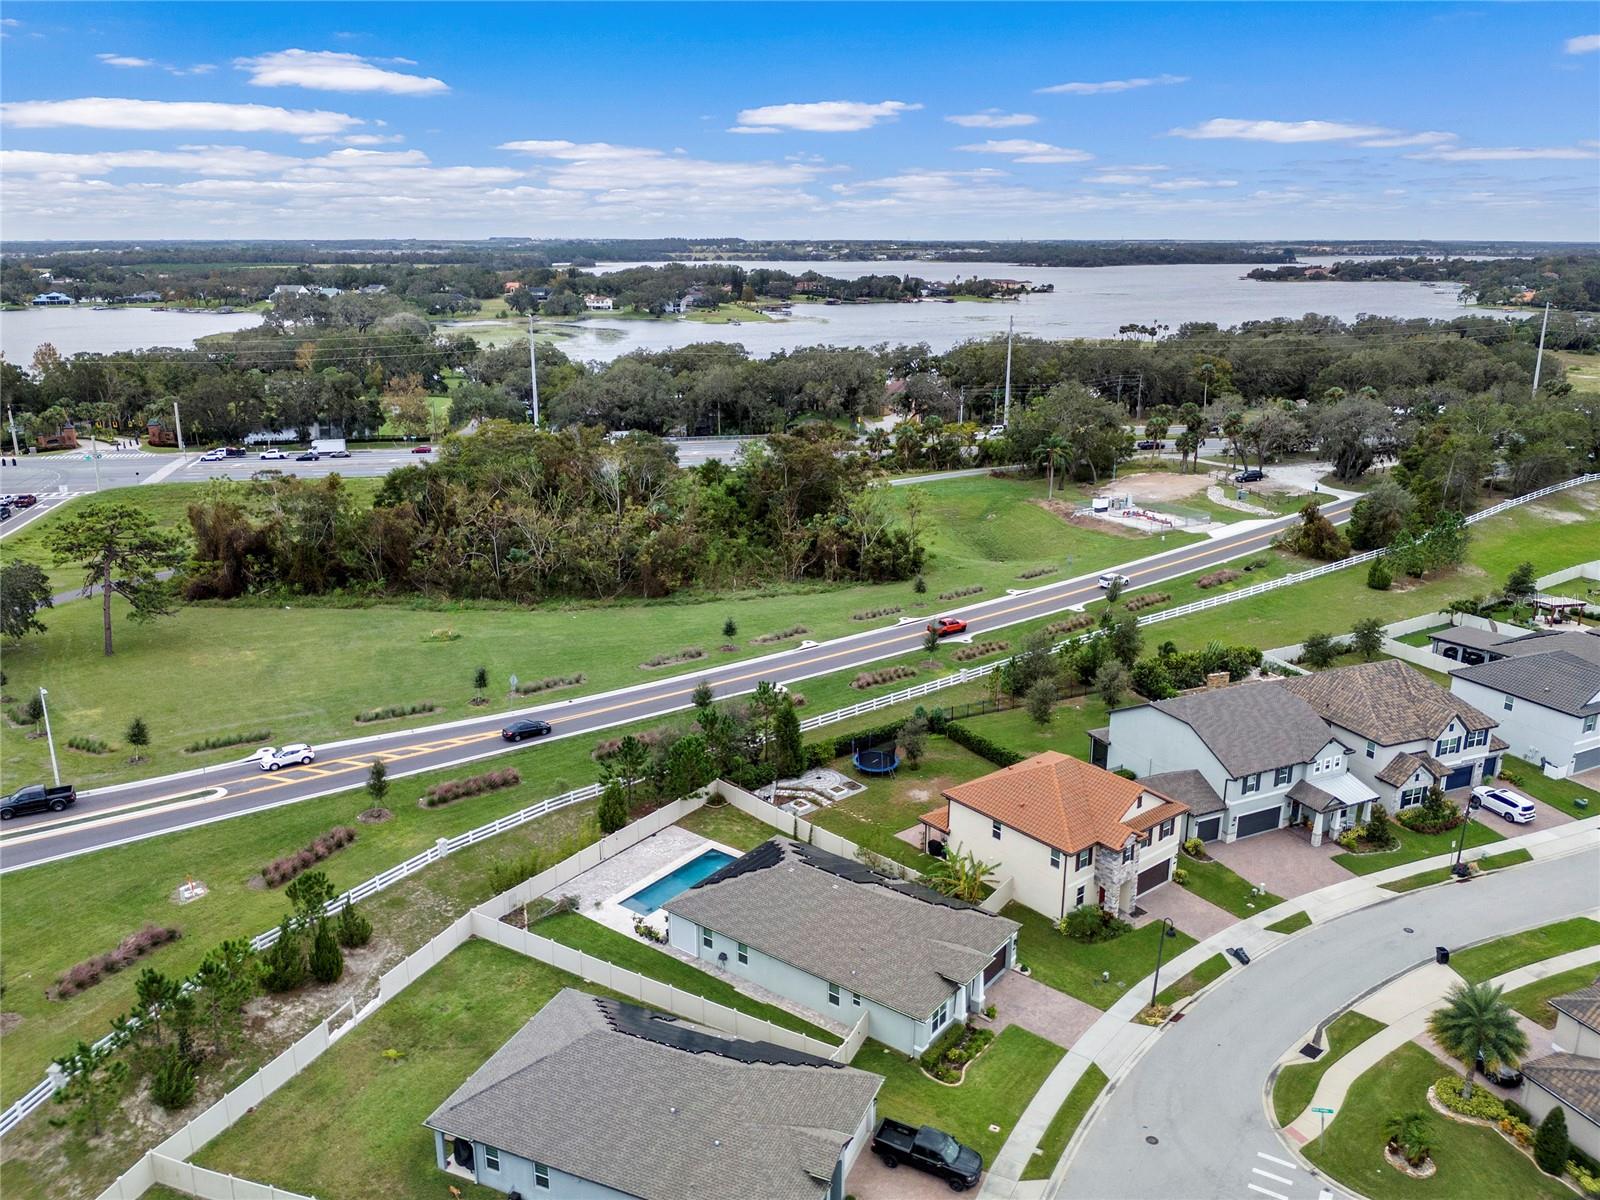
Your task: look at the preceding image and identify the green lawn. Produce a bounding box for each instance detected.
[1266,911,1313,935]
[1154,952,1231,1006]
[1449,917,1600,985]
[1396,625,1450,648]
[1332,819,1504,876]
[1177,853,1285,917]
[1503,963,1600,1029]
[191,939,603,1200]
[1021,1064,1108,1181]
[1003,902,1198,1011]
[1272,1009,1386,1127]
[1304,1042,1571,1199]
[531,911,840,1044]
[1503,756,1600,818]
[676,799,783,851]
[853,1026,1066,1165]
[1380,848,1533,893]
[945,695,1112,762]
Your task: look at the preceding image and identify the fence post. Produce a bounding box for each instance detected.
[434,837,449,859]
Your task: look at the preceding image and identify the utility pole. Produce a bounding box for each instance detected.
[1002,316,1014,426]
[87,424,101,492]
[6,405,21,460]
[172,400,186,458]
[1530,301,1551,400]
[39,687,61,787]
[527,312,541,428]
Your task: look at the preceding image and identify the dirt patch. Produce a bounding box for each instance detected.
[357,806,394,824]
[1038,499,1145,539]
[904,787,934,804]
[1525,502,1587,524]
[0,1012,22,1035]
[1102,471,1213,504]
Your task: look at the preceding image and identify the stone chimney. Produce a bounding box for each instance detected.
[1205,671,1230,690]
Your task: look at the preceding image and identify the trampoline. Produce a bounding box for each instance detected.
[851,738,901,775]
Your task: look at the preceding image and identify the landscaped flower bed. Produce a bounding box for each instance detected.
[51,925,181,999]
[260,825,359,886]
[919,1021,996,1083]
[422,768,521,807]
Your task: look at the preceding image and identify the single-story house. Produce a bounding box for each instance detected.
[1520,982,1600,1160]
[31,291,74,306]
[1093,680,1375,846]
[925,751,1187,921]
[1426,624,1528,666]
[425,988,882,1200]
[583,293,615,311]
[1452,632,1600,778]
[664,838,1018,1056]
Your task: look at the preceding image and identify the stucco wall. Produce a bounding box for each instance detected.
[1452,676,1592,776]
[1520,1082,1600,1161]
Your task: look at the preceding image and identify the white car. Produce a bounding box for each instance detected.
[259,448,287,460]
[1098,572,1132,589]
[200,449,226,462]
[252,743,315,771]
[1471,785,1535,824]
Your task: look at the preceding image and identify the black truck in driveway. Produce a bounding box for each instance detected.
[871,1118,983,1191]
[0,782,77,820]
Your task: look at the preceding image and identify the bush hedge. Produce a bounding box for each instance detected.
[954,641,1010,662]
[1196,569,1241,589]
[937,584,985,601]
[1045,614,1096,636]
[1434,1073,1508,1121]
[851,666,918,690]
[67,736,112,754]
[752,625,809,644]
[641,648,705,668]
[514,673,586,695]
[260,826,359,887]
[852,605,903,621]
[52,925,181,999]
[424,767,521,807]
[942,721,1024,768]
[1016,565,1058,580]
[1123,591,1172,613]
[183,729,271,754]
[354,701,438,723]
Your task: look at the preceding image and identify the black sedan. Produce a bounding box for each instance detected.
[1476,1057,1524,1088]
[1234,468,1266,483]
[501,718,553,742]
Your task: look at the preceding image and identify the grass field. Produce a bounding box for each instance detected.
[1304,1042,1571,1199]
[1504,756,1600,818]
[1176,854,1284,917]
[1503,963,1600,1029]
[1154,952,1231,1006]
[1272,1009,1386,1126]
[1331,818,1504,876]
[1021,1063,1108,1181]
[1449,917,1600,985]
[1003,903,1199,1010]
[1266,911,1313,935]
[1379,847,1533,893]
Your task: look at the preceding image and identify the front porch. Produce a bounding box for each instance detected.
[1286,774,1378,847]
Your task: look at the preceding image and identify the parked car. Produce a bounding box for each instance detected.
[295,451,319,461]
[871,1119,982,1192]
[501,718,553,742]
[250,743,315,771]
[1234,468,1265,483]
[0,505,12,522]
[12,494,38,508]
[1135,439,1163,451]
[1098,572,1132,588]
[200,448,226,462]
[223,446,247,458]
[1471,785,1535,824]
[259,448,287,460]
[1475,1056,1524,1087]
[411,444,433,454]
[927,616,968,638]
[0,782,77,820]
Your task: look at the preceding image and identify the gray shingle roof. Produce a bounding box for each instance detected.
[1139,769,1224,816]
[1283,659,1498,744]
[1551,981,1600,1033]
[1498,628,1600,667]
[1429,625,1520,653]
[1522,1051,1600,1127]
[664,839,1018,1019]
[1375,750,1448,789]
[1453,650,1600,718]
[1150,683,1336,778]
[425,989,882,1200]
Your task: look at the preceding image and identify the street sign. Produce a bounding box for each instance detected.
[1312,1106,1335,1114]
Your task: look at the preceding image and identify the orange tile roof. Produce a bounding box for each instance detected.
[919,805,950,833]
[941,751,1188,854]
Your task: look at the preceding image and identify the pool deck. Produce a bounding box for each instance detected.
[541,826,741,938]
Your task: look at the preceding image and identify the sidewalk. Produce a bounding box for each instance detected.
[1282,940,1600,1145]
[978,816,1600,1198]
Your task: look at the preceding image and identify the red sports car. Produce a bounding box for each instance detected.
[927,617,968,637]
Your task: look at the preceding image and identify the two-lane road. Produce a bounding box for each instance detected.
[0,497,1352,870]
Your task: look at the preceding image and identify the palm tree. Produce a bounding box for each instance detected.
[1033,434,1069,499]
[1427,981,1528,1099]
[1175,429,1202,474]
[864,428,890,460]
[928,847,998,903]
[1384,1110,1433,1167]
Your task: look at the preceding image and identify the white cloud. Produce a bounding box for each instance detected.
[1149,178,1239,190]
[97,54,156,68]
[1,145,303,177]
[236,48,448,95]
[728,99,920,133]
[499,138,828,190]
[1409,143,1600,161]
[945,110,1038,128]
[1564,34,1600,54]
[0,97,363,134]
[1169,118,1398,143]
[1036,73,1187,95]
[1357,131,1456,148]
[299,132,406,146]
[954,138,1092,164]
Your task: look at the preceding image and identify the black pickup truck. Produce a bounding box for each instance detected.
[871,1118,983,1192]
[0,782,77,820]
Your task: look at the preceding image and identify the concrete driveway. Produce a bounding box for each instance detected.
[848,1149,963,1200]
[1472,794,1576,833]
[1132,881,1237,940]
[1204,828,1351,899]
[987,969,1100,1049]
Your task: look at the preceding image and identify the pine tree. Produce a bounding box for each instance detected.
[126,716,150,749]
[722,617,737,639]
[365,759,389,808]
[772,701,804,779]
[336,899,373,948]
[308,919,344,985]
[49,1040,128,1136]
[598,779,629,834]
[259,919,308,993]
[1534,1107,1569,1175]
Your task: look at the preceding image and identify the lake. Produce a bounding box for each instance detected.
[1,306,265,364]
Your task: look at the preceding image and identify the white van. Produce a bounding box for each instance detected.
[1471,785,1535,824]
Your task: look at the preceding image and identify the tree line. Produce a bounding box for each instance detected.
[1246,254,1600,312]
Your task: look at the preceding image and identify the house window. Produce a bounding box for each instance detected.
[1436,736,1462,757]
[534,1162,550,1190]
[828,983,841,1007]
[1075,849,1093,871]
[1585,715,1597,733]
[1159,818,1175,839]
[701,930,713,950]
[1241,773,1261,794]
[992,819,1003,841]
[1274,767,1293,787]
[1465,729,1488,748]
[1400,787,1429,809]
[1075,884,1086,906]
[932,1000,950,1030]
[485,1147,500,1172]
[1050,848,1061,869]
[1139,831,1152,848]
[1365,740,1376,759]
[1122,843,1136,864]
[737,942,748,965]
[852,991,862,1007]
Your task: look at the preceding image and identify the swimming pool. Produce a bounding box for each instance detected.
[620,849,736,915]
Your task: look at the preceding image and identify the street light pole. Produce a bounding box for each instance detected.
[1452,793,1474,874]
[5,405,20,460]
[39,687,61,787]
[172,400,187,458]
[1002,316,1014,427]
[1150,916,1178,1007]
[527,312,541,428]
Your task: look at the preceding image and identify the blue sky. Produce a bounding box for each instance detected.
[2,2,1596,241]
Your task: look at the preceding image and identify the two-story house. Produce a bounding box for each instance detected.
[1519,982,1600,1161]
[1282,660,1506,807]
[663,839,1018,1056]
[1449,630,1600,779]
[1092,683,1375,847]
[921,751,1188,921]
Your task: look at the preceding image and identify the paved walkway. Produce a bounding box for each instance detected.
[1205,828,1348,900]
[988,970,1102,1050]
[977,815,1600,1198]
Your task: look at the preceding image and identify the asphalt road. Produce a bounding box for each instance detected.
[0,496,1352,870]
[1059,850,1600,1200]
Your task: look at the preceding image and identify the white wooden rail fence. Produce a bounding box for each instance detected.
[12,470,1597,1153]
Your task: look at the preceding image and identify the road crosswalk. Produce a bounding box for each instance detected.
[1244,1149,1339,1200]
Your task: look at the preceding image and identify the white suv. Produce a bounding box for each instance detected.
[252,743,315,771]
[1471,785,1535,824]
[1098,572,1132,589]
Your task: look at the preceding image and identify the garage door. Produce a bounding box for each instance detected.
[1235,806,1283,839]
[1444,766,1474,791]
[983,943,1010,984]
[1575,747,1600,772]
[1136,860,1171,895]
[1196,815,1223,842]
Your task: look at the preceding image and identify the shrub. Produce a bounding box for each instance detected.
[422,627,460,642]
[1058,904,1132,944]
[50,926,182,999]
[67,736,111,754]
[1335,828,1360,850]
[942,721,1024,768]
[592,727,667,760]
[423,768,521,807]
[752,625,808,644]
[308,919,345,985]
[1123,591,1172,613]
[953,640,1010,662]
[1045,614,1095,636]
[1499,1116,1535,1147]
[1196,569,1241,589]
[919,1022,995,1083]
[1434,1073,1508,1120]
[913,574,927,594]
[1298,631,1344,668]
[1172,867,1189,885]
[1182,837,1206,858]
[722,617,737,639]
[851,666,918,690]
[488,848,546,895]
[149,1048,196,1111]
[183,729,271,754]
[259,826,358,887]
[852,605,903,621]
[513,672,586,695]
[1016,565,1057,580]
[335,899,372,949]
[1536,1108,1570,1175]
[354,701,437,723]
[640,648,705,669]
[1367,557,1393,590]
[259,920,307,993]
[126,717,150,748]
[937,584,984,601]
[1242,555,1272,571]
[22,695,44,724]
[633,918,666,944]
[1363,804,1396,849]
[1570,1160,1600,1195]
